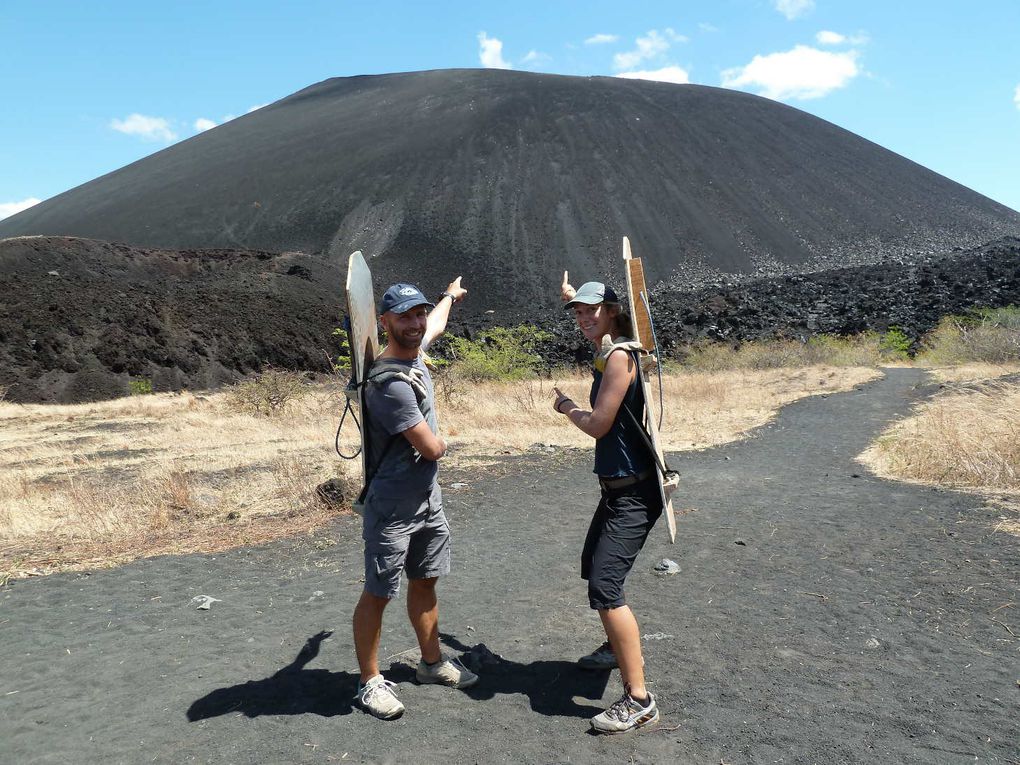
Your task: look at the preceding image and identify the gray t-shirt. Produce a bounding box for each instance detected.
[362,355,438,500]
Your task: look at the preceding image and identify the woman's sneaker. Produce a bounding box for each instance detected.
[355,675,405,719]
[590,691,659,734]
[577,641,618,670]
[415,656,479,689]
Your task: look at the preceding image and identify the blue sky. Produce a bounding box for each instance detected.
[3,0,1019,220]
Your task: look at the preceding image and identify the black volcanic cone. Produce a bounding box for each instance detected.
[3,69,1018,307]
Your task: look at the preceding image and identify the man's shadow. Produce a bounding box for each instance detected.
[186,630,612,722]
[187,631,361,720]
[440,633,610,719]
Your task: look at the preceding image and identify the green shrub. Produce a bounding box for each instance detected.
[129,378,153,396]
[225,368,309,416]
[330,328,352,376]
[445,326,552,382]
[879,327,912,361]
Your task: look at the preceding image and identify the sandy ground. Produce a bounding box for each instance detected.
[1,368,1017,764]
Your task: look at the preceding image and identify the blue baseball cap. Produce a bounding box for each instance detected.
[380,283,434,315]
[563,281,619,309]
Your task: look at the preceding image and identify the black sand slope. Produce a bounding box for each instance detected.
[2,369,1017,764]
[2,69,1018,300]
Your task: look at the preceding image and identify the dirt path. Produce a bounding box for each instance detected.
[2,368,1017,764]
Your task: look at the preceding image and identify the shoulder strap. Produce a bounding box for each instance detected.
[356,358,431,499]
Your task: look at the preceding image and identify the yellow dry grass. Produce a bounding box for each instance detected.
[1,366,878,579]
[0,385,358,578]
[441,366,880,453]
[922,362,1020,384]
[859,377,1020,537]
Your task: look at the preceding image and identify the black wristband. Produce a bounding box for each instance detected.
[441,291,456,302]
[556,398,573,414]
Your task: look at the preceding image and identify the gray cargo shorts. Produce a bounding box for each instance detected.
[362,483,451,599]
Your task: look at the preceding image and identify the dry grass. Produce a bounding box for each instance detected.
[922,362,1020,384]
[0,385,358,578]
[440,365,879,453]
[859,378,1020,536]
[1,365,877,579]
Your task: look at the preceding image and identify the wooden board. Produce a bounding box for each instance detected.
[345,250,380,485]
[622,236,678,543]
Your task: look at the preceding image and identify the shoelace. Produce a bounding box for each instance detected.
[444,656,472,675]
[358,678,399,703]
[606,694,639,722]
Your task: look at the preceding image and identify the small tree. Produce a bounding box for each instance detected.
[445,326,551,382]
[225,368,309,416]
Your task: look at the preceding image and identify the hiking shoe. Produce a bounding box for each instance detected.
[355,675,405,720]
[590,691,659,734]
[415,656,479,689]
[578,641,618,670]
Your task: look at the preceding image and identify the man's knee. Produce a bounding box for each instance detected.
[408,576,438,592]
[356,590,392,613]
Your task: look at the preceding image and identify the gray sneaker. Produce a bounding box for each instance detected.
[355,674,405,720]
[578,641,618,670]
[415,656,479,689]
[590,691,659,734]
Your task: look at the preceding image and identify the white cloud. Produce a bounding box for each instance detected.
[699,23,719,33]
[616,66,691,85]
[613,28,686,71]
[721,45,859,100]
[585,33,618,45]
[478,31,512,69]
[247,103,268,113]
[816,29,869,46]
[0,197,41,220]
[521,50,551,67]
[1015,84,1020,109]
[194,117,217,132]
[774,0,814,20]
[109,113,177,142]
[816,30,845,45]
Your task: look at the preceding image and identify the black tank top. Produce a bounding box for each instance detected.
[589,350,653,478]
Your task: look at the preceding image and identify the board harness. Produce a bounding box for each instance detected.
[597,336,680,485]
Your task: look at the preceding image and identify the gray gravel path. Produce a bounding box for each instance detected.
[2,368,1017,764]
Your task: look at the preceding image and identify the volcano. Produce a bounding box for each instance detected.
[2,68,1018,303]
[3,69,1020,403]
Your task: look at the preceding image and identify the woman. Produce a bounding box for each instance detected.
[553,273,663,734]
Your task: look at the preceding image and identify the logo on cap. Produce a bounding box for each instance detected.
[399,287,417,296]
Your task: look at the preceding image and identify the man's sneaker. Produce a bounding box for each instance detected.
[578,641,618,670]
[415,656,479,689]
[590,691,659,734]
[355,674,405,720]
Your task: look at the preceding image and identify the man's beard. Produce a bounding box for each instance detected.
[383,320,423,350]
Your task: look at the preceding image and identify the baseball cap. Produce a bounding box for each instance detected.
[380,283,435,315]
[563,281,619,309]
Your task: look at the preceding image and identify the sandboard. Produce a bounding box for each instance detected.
[622,236,678,543]
[345,250,380,487]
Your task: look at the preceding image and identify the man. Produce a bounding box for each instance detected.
[352,276,477,720]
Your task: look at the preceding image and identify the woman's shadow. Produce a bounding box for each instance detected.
[442,633,610,719]
[187,631,358,720]
[187,630,611,722]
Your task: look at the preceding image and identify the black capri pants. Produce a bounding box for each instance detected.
[581,473,663,610]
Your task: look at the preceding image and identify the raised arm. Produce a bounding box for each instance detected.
[561,270,576,302]
[422,276,467,350]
